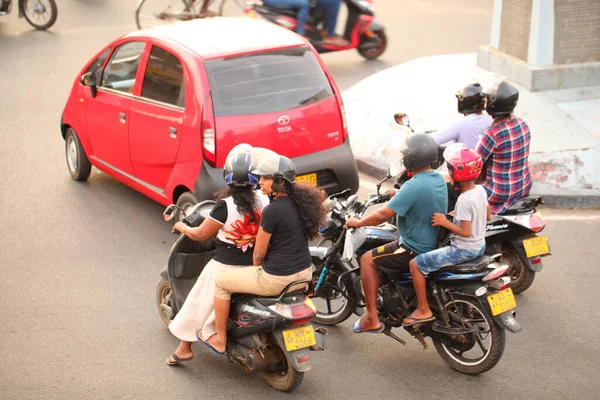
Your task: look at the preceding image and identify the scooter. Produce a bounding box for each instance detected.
[157,201,327,392]
[245,0,387,60]
[0,0,57,30]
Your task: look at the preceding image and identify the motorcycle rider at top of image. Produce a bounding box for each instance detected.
[475,80,532,214]
[430,83,493,150]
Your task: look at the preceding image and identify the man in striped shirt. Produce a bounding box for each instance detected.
[476,81,532,214]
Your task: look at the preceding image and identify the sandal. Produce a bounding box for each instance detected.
[166,353,193,366]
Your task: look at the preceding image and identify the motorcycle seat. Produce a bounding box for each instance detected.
[502,195,543,215]
[432,255,493,274]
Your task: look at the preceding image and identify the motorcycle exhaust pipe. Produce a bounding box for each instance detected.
[227,342,274,373]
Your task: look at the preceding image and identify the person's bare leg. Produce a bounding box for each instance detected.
[167,341,193,363]
[405,259,433,321]
[358,251,382,330]
[205,297,229,353]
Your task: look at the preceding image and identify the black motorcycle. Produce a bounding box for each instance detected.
[308,164,521,375]
[245,0,387,60]
[158,201,326,392]
[0,0,57,30]
[390,113,551,294]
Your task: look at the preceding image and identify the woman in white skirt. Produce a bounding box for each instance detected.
[166,148,269,365]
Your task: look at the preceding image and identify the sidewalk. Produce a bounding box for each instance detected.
[342,53,600,208]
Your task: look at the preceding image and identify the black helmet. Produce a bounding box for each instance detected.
[223,150,259,189]
[483,80,519,117]
[401,133,438,172]
[456,83,485,114]
[251,150,296,191]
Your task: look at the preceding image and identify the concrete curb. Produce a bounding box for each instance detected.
[355,162,600,209]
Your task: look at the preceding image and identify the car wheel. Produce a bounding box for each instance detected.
[175,191,198,222]
[65,128,92,181]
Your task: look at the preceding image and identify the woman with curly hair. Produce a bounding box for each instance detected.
[198,151,326,356]
[165,146,269,365]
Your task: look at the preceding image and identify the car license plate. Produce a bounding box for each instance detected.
[282,325,317,351]
[523,236,549,258]
[296,173,317,186]
[487,288,517,316]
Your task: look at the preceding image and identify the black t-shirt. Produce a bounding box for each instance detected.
[260,196,311,276]
[209,200,254,266]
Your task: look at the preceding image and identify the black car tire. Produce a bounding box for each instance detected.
[65,128,92,181]
[175,191,198,222]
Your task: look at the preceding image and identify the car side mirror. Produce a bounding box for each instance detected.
[163,204,178,222]
[394,113,413,131]
[80,72,98,98]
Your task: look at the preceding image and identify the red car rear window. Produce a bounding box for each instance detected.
[204,46,334,116]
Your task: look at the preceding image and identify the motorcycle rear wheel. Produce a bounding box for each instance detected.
[357,30,387,60]
[502,246,536,294]
[433,295,505,375]
[262,344,304,392]
[23,0,57,30]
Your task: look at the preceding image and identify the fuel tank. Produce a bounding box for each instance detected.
[357,223,399,254]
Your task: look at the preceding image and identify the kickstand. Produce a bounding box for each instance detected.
[383,326,407,345]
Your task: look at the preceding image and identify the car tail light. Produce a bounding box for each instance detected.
[501,211,546,233]
[268,298,316,324]
[482,263,510,282]
[339,103,348,140]
[201,94,217,165]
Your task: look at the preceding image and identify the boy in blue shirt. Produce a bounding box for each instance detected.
[403,144,490,326]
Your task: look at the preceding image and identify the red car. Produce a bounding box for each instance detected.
[61,17,359,217]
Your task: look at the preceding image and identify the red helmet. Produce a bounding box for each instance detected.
[443,143,483,181]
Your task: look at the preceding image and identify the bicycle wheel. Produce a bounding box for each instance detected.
[135,0,199,30]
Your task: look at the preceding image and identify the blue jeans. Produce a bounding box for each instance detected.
[263,0,310,34]
[413,245,486,275]
[315,0,342,37]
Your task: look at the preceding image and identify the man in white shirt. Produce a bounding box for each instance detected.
[430,83,493,149]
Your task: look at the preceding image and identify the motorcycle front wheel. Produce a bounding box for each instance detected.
[23,0,58,30]
[309,257,354,325]
[433,295,505,375]
[156,279,174,327]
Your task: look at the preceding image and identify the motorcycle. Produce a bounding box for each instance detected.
[244,0,387,60]
[308,163,521,375]
[158,201,326,392]
[0,0,57,30]
[389,113,552,294]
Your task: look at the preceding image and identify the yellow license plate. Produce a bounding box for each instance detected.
[296,173,317,186]
[282,325,317,351]
[487,288,517,316]
[523,236,549,258]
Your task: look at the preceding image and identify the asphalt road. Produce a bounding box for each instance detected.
[1,1,599,399]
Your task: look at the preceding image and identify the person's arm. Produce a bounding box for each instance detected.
[173,218,222,241]
[430,119,460,145]
[432,213,472,237]
[345,206,396,228]
[253,228,271,266]
[487,205,491,221]
[475,128,496,165]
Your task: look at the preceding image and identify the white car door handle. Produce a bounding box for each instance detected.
[169,127,177,138]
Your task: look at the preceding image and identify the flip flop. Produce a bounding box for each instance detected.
[402,315,435,327]
[166,353,193,366]
[197,330,225,357]
[352,318,385,334]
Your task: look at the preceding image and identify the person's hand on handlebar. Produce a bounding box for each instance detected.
[345,217,362,229]
[385,189,398,199]
[172,221,189,235]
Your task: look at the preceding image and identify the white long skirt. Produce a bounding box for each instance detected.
[168,259,247,342]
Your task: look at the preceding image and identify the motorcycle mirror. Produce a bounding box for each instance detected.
[80,72,97,98]
[388,160,404,177]
[163,204,178,222]
[394,113,413,131]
